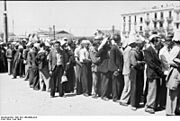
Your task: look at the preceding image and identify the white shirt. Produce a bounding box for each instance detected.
[79,47,89,62]
[159,46,171,75]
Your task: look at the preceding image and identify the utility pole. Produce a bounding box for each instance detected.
[53,25,55,40]
[3,0,8,43]
[112,25,115,35]
[12,19,14,34]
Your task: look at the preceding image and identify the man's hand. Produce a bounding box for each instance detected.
[113,71,119,76]
[49,71,52,75]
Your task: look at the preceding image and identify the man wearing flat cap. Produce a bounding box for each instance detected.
[144,34,164,114]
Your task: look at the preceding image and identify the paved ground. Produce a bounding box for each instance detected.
[0,73,165,116]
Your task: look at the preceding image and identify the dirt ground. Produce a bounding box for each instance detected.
[0,73,165,116]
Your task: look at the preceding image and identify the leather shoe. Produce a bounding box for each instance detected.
[131,106,137,111]
[119,102,128,106]
[145,108,155,114]
[101,97,109,101]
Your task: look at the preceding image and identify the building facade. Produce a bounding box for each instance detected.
[121,4,180,37]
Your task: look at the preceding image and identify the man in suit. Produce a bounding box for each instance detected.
[108,34,124,102]
[96,36,111,101]
[144,35,164,114]
[49,41,66,98]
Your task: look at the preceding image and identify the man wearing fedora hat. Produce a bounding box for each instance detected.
[144,34,164,114]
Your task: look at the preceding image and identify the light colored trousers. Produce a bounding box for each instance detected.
[39,71,50,91]
[120,74,131,103]
[166,87,180,115]
[92,72,98,95]
[7,60,12,75]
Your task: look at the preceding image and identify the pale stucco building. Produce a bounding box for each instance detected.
[121,4,180,37]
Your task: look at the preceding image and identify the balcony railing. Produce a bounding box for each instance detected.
[158,27,165,33]
[174,18,180,24]
[152,18,158,23]
[159,18,165,23]
[166,17,173,23]
[174,8,180,14]
[145,18,150,24]
[167,26,173,31]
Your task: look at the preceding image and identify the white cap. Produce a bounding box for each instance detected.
[149,34,160,41]
[61,40,67,46]
[45,42,50,47]
[18,45,23,49]
[34,43,40,49]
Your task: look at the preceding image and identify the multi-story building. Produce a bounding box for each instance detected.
[121,4,180,37]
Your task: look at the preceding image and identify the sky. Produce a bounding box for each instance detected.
[0,1,179,36]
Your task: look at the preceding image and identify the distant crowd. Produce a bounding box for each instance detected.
[0,30,180,116]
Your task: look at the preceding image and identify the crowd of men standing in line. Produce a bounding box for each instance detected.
[0,30,180,116]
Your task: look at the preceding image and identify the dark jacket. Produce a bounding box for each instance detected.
[144,46,163,79]
[108,44,123,72]
[27,49,38,69]
[96,44,111,73]
[36,50,50,79]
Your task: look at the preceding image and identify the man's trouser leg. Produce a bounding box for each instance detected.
[7,60,11,75]
[92,72,98,95]
[120,74,131,104]
[145,78,158,109]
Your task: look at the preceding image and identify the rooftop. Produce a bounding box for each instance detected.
[121,4,180,16]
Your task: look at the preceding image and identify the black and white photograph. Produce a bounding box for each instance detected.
[0,0,180,118]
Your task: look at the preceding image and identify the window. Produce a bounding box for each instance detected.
[177,24,179,29]
[160,22,163,27]
[161,12,164,18]
[155,13,157,18]
[129,16,131,22]
[169,11,172,17]
[140,17,143,23]
[140,26,142,31]
[154,22,157,28]
[123,17,126,22]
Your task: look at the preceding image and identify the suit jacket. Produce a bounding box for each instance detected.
[48,48,66,71]
[130,48,144,71]
[27,50,38,68]
[144,45,163,79]
[36,50,50,79]
[108,44,123,72]
[96,45,110,73]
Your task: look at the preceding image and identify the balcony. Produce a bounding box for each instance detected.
[174,8,180,14]
[167,26,173,32]
[174,19,180,24]
[158,27,165,32]
[145,18,150,24]
[159,18,165,23]
[166,17,173,23]
[152,18,158,23]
